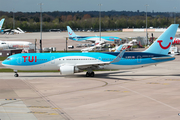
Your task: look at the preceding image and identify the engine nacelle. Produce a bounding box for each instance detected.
[60,66,74,75]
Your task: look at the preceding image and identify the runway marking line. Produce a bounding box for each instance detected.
[146,82,169,85]
[0,111,59,115]
[48,113,59,115]
[52,108,61,109]
[105,90,130,93]
[119,85,180,111]
[166,79,180,81]
[147,82,160,84]
[5,99,16,100]
[162,83,169,85]
[28,106,51,108]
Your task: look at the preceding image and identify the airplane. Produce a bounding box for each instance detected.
[81,40,105,52]
[172,37,180,45]
[109,39,137,52]
[0,40,34,50]
[2,24,178,77]
[0,18,25,34]
[11,27,25,34]
[0,18,14,34]
[67,26,121,43]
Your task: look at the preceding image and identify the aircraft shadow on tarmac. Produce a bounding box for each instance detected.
[19,71,132,81]
[69,71,134,81]
[19,71,180,80]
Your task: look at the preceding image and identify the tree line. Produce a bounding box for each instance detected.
[0,11,179,32]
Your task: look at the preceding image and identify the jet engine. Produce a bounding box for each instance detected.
[60,66,82,75]
[60,66,74,75]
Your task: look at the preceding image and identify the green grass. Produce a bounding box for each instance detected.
[0,57,7,61]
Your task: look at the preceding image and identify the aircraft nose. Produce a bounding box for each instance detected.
[1,60,6,66]
[1,60,8,66]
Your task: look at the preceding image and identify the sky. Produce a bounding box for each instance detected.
[0,0,180,13]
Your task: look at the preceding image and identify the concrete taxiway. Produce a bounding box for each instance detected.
[0,55,180,120]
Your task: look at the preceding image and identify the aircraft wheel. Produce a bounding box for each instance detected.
[86,72,90,77]
[90,72,94,77]
[14,73,19,77]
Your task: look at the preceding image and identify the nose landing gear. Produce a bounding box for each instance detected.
[14,70,19,77]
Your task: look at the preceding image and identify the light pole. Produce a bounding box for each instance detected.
[38,3,43,53]
[145,4,149,46]
[98,4,102,42]
[174,7,177,24]
[13,9,15,30]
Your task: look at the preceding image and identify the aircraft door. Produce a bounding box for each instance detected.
[17,57,22,64]
[137,55,141,63]
[51,56,55,64]
[98,57,102,62]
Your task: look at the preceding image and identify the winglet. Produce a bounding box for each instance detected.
[111,49,126,63]
[144,24,179,55]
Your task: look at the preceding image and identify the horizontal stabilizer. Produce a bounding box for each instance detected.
[151,56,175,60]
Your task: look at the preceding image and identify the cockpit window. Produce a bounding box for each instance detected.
[6,58,12,60]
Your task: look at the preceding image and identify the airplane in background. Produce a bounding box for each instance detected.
[67,26,121,43]
[2,24,178,77]
[4,27,25,34]
[172,37,180,45]
[0,18,25,34]
[0,40,34,50]
[81,40,105,52]
[11,27,25,34]
[109,39,137,52]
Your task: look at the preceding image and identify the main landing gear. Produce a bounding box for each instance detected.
[14,70,19,77]
[86,68,95,77]
[86,72,95,77]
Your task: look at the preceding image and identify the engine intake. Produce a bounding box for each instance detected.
[60,66,74,75]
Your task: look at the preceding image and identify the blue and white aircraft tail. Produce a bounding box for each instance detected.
[67,26,78,38]
[0,18,5,31]
[2,24,179,77]
[144,24,177,55]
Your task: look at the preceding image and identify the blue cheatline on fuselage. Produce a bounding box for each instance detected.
[2,52,174,67]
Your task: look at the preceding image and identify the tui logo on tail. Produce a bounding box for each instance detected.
[69,32,72,35]
[157,37,173,49]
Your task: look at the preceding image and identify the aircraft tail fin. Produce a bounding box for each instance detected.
[0,18,5,30]
[67,26,77,37]
[144,24,179,55]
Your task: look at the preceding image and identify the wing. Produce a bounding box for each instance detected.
[76,49,126,69]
